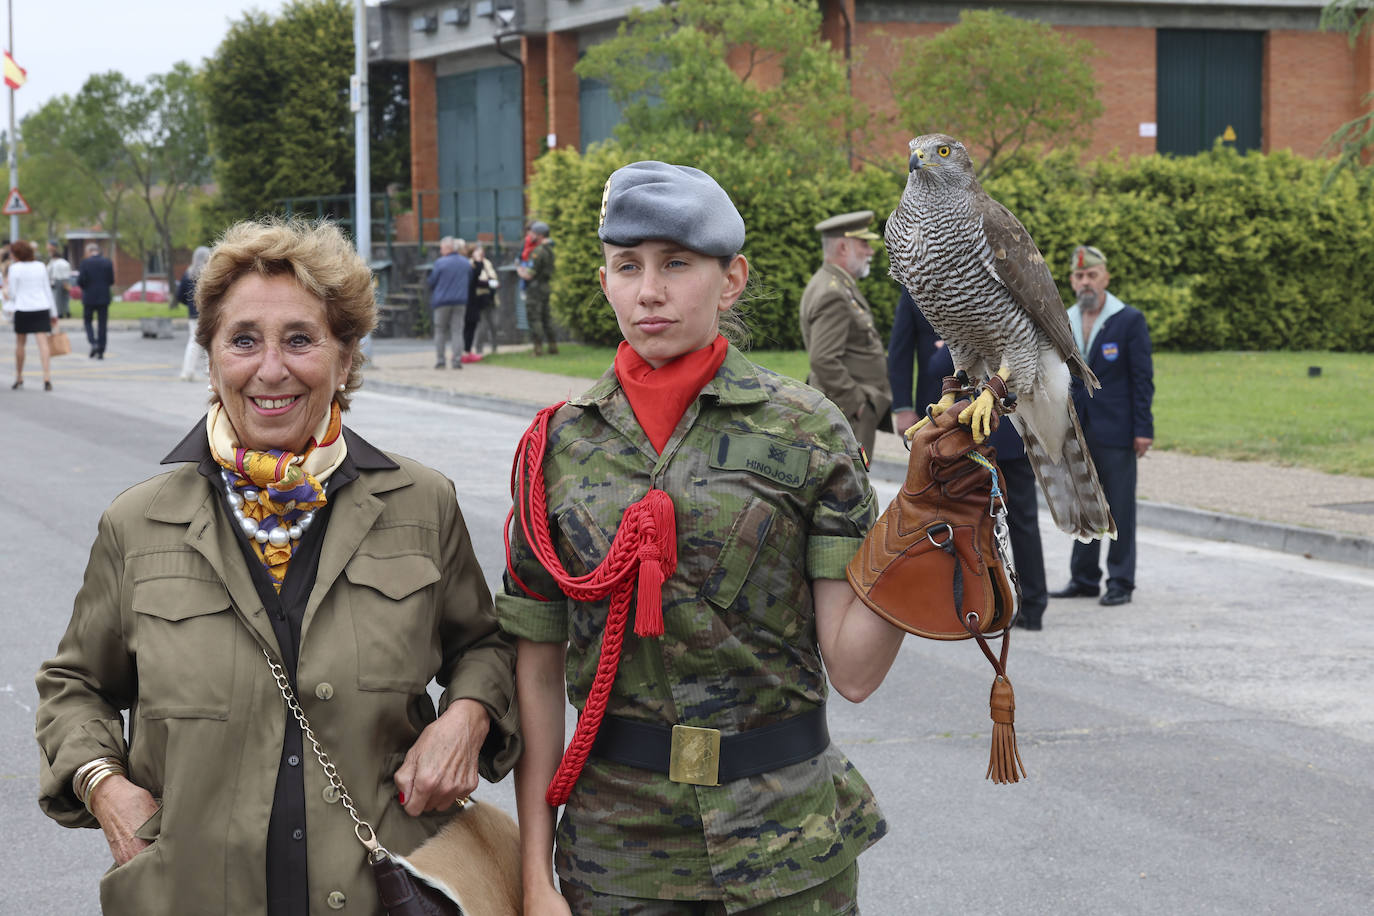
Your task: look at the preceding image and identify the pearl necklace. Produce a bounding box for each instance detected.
[220,470,315,547]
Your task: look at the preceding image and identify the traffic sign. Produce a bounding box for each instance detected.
[2,187,30,215]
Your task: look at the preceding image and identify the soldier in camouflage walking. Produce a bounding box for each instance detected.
[498,161,906,915]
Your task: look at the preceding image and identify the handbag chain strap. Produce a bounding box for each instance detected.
[262,647,391,862]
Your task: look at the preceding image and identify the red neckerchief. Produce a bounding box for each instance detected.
[614,335,729,454]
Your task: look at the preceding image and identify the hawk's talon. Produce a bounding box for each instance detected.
[957,390,998,444]
[905,393,957,442]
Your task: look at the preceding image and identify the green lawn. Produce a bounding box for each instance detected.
[482,346,1374,477]
[98,301,188,320]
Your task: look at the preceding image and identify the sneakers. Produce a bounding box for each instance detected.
[460,352,483,364]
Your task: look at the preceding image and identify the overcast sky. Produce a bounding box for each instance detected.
[4,0,377,125]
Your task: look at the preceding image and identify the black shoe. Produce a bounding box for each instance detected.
[1013,615,1042,631]
[43,380,52,391]
[89,348,98,358]
[10,379,21,390]
[1049,582,1099,599]
[1100,588,1132,607]
[96,350,104,360]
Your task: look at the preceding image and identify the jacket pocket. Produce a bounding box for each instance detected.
[700,496,806,639]
[346,551,442,692]
[554,501,612,576]
[131,577,234,720]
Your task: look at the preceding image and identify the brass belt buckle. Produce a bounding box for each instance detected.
[669,725,721,786]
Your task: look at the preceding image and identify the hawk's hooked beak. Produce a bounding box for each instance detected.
[909,152,925,172]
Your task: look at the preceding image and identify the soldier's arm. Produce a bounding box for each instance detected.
[513,639,571,911]
[805,291,865,417]
[813,578,904,702]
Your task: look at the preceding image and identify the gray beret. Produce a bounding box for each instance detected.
[598,161,745,257]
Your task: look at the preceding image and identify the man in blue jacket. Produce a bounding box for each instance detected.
[426,236,471,369]
[1051,245,1154,607]
[75,242,115,359]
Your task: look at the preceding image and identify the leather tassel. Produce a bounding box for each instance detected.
[986,675,1026,784]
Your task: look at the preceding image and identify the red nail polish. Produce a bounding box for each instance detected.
[397,791,407,805]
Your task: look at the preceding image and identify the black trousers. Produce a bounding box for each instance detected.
[82,303,109,353]
[1069,445,1137,592]
[1001,455,1047,623]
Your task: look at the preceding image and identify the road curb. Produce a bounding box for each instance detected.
[362,381,1374,572]
[867,456,1373,570]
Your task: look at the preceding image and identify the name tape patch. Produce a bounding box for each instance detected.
[710,433,810,489]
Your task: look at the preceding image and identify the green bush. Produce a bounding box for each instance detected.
[530,141,1374,353]
[528,136,905,349]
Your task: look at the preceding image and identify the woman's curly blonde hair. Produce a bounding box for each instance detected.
[195,217,377,409]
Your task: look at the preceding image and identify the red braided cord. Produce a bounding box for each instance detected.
[504,403,677,805]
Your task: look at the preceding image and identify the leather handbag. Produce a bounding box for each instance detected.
[263,649,522,915]
[847,400,1026,783]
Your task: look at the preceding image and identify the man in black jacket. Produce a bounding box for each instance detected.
[75,243,115,358]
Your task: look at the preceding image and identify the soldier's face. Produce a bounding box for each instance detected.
[600,241,748,368]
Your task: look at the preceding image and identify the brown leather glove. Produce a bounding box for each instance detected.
[847,402,1027,783]
[847,401,1015,640]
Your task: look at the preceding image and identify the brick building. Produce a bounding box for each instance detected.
[373,0,1374,241]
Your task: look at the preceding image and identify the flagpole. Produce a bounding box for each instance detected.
[7,0,16,245]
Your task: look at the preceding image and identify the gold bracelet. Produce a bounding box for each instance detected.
[73,757,126,813]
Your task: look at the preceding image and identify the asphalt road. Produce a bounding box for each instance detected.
[2,330,1371,914]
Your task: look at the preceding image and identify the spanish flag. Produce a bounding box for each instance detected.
[3,51,26,90]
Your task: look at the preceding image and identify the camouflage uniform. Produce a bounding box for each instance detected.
[524,240,557,348]
[496,346,887,912]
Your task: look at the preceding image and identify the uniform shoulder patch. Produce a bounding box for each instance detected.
[709,433,809,489]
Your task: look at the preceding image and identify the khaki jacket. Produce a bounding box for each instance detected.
[799,263,893,423]
[36,431,519,916]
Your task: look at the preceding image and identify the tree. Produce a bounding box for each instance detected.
[72,67,212,285]
[879,10,1103,178]
[19,92,133,246]
[575,0,860,172]
[203,0,410,228]
[1320,0,1374,180]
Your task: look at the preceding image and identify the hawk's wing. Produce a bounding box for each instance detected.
[971,185,1088,380]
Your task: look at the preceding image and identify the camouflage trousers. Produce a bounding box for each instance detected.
[524,291,557,347]
[561,861,858,916]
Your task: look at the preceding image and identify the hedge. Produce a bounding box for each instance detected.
[529,139,1374,352]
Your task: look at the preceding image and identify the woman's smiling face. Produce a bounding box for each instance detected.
[599,240,747,367]
[208,274,352,453]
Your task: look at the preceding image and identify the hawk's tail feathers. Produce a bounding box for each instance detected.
[1018,404,1116,543]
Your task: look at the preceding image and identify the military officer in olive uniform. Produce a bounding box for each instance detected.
[799,211,894,458]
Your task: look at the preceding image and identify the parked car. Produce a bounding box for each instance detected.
[121,279,170,302]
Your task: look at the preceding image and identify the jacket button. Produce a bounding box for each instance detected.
[315,682,334,700]
[288,754,300,767]
[326,890,346,909]
[323,786,341,804]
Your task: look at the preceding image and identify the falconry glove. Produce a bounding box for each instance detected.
[847,401,1027,783]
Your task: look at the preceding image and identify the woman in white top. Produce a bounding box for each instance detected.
[6,239,59,391]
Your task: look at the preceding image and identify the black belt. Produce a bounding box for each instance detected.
[591,706,830,786]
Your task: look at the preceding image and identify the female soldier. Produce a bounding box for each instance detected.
[499,161,906,914]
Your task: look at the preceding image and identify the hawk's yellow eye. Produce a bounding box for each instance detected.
[937,145,951,158]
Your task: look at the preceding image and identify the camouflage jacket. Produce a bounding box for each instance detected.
[525,240,554,303]
[496,346,887,910]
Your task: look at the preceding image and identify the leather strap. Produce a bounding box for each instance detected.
[591,707,830,783]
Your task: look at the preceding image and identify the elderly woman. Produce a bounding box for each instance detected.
[6,239,60,390]
[36,218,520,915]
[501,162,906,914]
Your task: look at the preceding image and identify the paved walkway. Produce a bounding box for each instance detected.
[361,344,1374,568]
[14,320,1371,566]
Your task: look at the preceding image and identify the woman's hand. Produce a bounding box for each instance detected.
[394,698,490,815]
[523,882,572,915]
[88,775,160,866]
